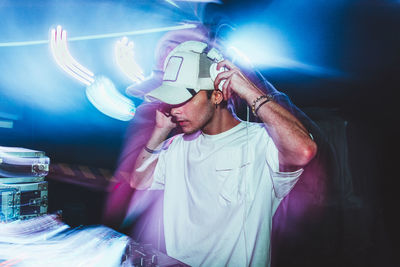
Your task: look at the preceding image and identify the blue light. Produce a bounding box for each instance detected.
[226,24,291,68]
[86,76,136,121]
[226,23,341,76]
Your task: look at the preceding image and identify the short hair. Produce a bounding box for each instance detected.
[206,90,213,99]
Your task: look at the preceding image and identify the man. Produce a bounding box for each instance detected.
[102,24,210,230]
[130,40,317,267]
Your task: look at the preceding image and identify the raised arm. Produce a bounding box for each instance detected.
[214,60,317,170]
[130,109,176,189]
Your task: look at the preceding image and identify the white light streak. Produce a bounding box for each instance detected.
[50,26,94,86]
[226,46,252,66]
[86,76,136,121]
[0,120,13,129]
[59,29,94,81]
[0,24,196,47]
[114,37,144,83]
[165,0,180,8]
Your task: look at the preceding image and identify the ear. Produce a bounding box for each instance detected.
[212,90,224,104]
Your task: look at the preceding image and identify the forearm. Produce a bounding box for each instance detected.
[244,89,317,168]
[130,126,171,189]
[214,59,317,168]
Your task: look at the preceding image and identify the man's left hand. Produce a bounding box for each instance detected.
[213,60,263,103]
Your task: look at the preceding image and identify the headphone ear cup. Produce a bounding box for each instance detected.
[209,63,226,91]
[209,63,219,81]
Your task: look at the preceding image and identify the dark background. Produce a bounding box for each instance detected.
[1,0,399,266]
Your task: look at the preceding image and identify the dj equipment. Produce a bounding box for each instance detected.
[0,146,49,178]
[0,146,50,222]
[0,214,190,267]
[0,187,20,222]
[1,181,48,220]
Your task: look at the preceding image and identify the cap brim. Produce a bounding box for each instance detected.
[125,71,163,98]
[145,84,194,105]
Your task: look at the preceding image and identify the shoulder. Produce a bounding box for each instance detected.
[163,133,183,148]
[242,121,270,136]
[162,131,201,150]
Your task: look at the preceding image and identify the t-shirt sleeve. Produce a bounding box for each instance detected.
[147,135,178,190]
[148,149,166,190]
[265,135,303,199]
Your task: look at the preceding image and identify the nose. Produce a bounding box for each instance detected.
[170,106,181,116]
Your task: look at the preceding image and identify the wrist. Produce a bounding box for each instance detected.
[147,127,171,149]
[251,94,274,117]
[242,86,264,105]
[153,124,173,136]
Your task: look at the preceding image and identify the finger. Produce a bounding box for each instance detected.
[226,80,233,99]
[121,37,129,45]
[222,76,232,100]
[221,77,228,99]
[213,69,235,90]
[128,41,134,49]
[161,109,171,117]
[217,59,237,71]
[225,78,233,100]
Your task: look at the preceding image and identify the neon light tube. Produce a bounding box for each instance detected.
[114,37,144,83]
[50,26,94,86]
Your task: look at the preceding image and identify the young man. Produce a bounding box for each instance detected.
[130,41,317,267]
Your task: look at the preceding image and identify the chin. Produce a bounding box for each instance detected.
[182,128,196,135]
[181,126,199,135]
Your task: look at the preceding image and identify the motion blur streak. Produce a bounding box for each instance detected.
[85,76,136,121]
[114,37,144,83]
[50,26,94,86]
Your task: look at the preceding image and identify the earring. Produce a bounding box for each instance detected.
[215,102,218,109]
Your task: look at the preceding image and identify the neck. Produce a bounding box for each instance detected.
[201,107,240,135]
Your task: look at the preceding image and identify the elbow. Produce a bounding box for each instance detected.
[129,172,151,190]
[129,176,138,189]
[298,141,318,166]
[130,182,149,190]
[129,179,148,190]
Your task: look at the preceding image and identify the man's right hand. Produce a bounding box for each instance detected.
[131,109,175,189]
[155,109,176,132]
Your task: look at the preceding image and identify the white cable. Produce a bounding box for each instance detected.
[243,105,250,266]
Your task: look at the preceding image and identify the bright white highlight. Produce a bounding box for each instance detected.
[0,214,129,266]
[0,120,13,129]
[114,37,144,83]
[165,0,180,8]
[50,26,95,86]
[226,46,252,66]
[49,26,137,121]
[227,25,340,76]
[86,76,136,121]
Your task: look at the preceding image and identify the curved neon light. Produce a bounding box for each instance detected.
[114,37,144,83]
[86,76,136,121]
[50,26,94,86]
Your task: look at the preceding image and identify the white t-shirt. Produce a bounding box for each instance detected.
[148,121,302,267]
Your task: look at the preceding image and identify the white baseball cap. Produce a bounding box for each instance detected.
[126,25,210,98]
[145,41,224,105]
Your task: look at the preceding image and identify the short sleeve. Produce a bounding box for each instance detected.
[147,135,179,190]
[265,136,303,199]
[149,149,166,190]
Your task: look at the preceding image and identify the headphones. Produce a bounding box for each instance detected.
[208,47,227,91]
